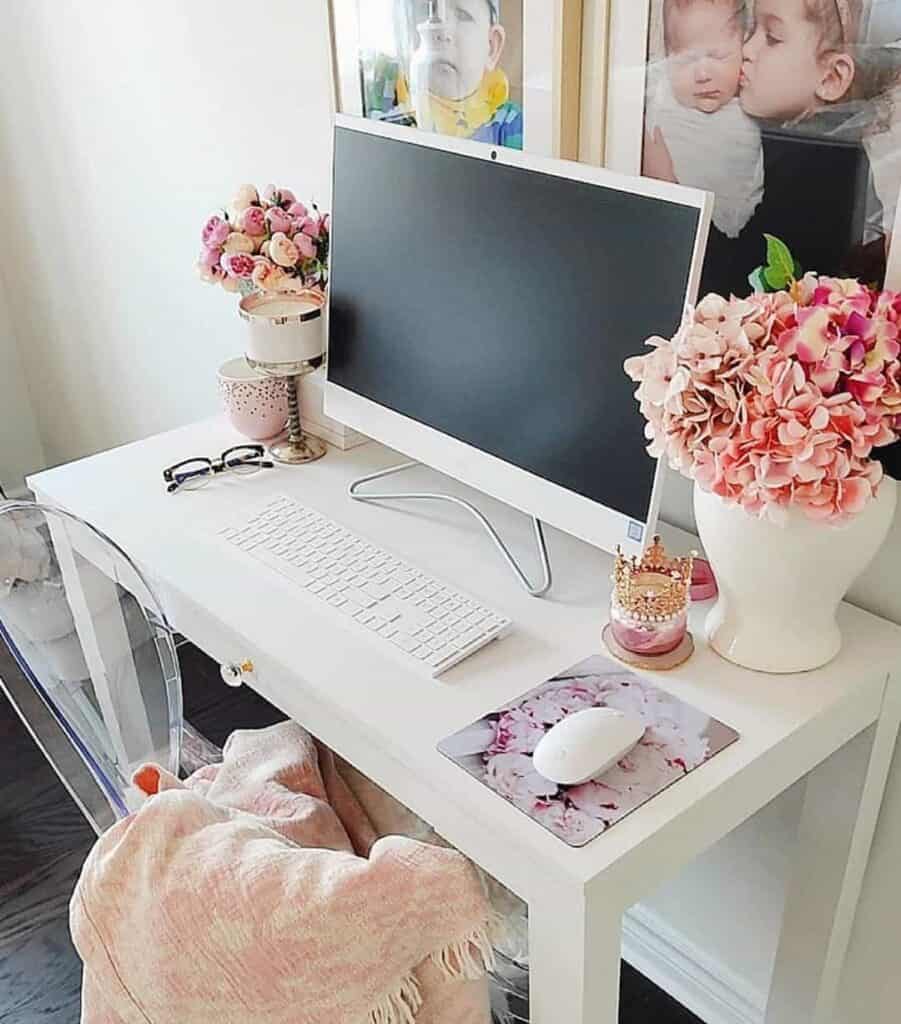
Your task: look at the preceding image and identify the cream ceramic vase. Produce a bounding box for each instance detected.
[694,479,897,674]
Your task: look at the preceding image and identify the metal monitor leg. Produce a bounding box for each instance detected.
[348,462,552,598]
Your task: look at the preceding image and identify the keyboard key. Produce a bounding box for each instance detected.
[221,495,511,676]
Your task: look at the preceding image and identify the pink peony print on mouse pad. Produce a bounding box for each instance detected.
[438,654,739,848]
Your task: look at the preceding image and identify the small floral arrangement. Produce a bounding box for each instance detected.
[196,184,329,295]
[625,238,901,524]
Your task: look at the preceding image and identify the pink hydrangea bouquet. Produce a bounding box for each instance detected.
[625,242,901,524]
[196,184,329,295]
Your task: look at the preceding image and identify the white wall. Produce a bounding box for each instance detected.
[0,2,898,1020]
[0,278,45,495]
[0,0,334,469]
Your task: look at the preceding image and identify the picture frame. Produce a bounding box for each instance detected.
[602,3,901,278]
[592,0,649,175]
[597,0,901,478]
[328,0,584,159]
[575,0,612,166]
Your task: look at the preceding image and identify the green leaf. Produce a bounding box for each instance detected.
[764,234,795,284]
[764,264,791,290]
[748,267,768,294]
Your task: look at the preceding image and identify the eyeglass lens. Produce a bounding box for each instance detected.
[172,459,214,490]
[223,446,266,476]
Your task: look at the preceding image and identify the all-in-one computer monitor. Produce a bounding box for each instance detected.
[326,115,712,561]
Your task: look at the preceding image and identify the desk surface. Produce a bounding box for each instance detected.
[30,417,901,904]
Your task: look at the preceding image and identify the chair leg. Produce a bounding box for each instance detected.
[180,721,222,775]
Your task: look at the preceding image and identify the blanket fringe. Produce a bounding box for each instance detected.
[428,919,498,982]
[368,973,422,1024]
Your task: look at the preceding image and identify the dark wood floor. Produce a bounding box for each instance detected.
[0,642,702,1024]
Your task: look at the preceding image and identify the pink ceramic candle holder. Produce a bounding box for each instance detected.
[602,537,695,670]
[218,357,289,442]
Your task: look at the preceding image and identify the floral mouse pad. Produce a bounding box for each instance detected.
[438,654,739,848]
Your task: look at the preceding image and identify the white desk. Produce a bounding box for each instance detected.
[30,416,901,1024]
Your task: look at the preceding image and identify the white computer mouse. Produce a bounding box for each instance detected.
[532,707,645,786]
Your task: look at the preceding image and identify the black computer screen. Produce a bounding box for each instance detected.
[328,126,702,524]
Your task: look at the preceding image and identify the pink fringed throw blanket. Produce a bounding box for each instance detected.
[70,722,494,1024]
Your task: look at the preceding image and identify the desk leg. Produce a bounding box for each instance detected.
[529,886,622,1023]
[766,677,901,1024]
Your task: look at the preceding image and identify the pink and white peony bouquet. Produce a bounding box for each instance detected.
[624,274,901,524]
[196,184,329,295]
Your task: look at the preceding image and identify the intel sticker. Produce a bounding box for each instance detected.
[627,521,644,543]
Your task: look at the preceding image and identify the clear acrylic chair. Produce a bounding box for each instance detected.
[0,500,530,1022]
[0,500,219,833]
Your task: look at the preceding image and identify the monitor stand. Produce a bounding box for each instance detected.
[348,461,552,597]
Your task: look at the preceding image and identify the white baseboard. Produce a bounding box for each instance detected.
[622,905,767,1024]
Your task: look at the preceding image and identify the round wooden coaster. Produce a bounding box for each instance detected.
[601,624,695,671]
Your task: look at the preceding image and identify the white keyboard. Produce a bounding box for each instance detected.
[218,495,512,676]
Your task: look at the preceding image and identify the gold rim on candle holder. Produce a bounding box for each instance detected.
[238,289,324,326]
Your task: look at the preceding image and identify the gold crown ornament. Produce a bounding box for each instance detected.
[603,537,696,670]
[612,537,695,623]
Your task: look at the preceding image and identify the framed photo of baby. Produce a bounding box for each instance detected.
[601,0,901,477]
[329,0,583,158]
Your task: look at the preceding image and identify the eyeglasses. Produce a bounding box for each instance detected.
[163,445,274,494]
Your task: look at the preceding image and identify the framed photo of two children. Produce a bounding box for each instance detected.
[328,0,901,476]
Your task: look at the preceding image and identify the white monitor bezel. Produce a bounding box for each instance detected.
[325,114,713,557]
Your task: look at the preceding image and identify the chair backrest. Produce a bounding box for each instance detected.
[0,501,182,825]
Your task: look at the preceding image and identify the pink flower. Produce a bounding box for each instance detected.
[222,231,255,255]
[231,184,259,212]
[293,232,317,260]
[222,252,255,279]
[201,216,230,248]
[808,348,846,395]
[624,341,677,405]
[489,709,546,755]
[251,258,290,293]
[262,185,295,206]
[485,753,557,805]
[269,232,300,269]
[521,684,597,725]
[623,275,901,524]
[301,215,322,238]
[777,306,834,363]
[287,201,309,220]
[813,277,872,316]
[846,370,888,407]
[199,246,222,270]
[196,260,222,284]
[845,310,900,372]
[530,801,598,843]
[266,206,294,235]
[695,293,731,324]
[239,205,266,236]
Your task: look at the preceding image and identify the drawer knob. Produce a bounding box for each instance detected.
[220,659,254,687]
